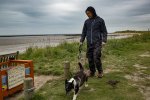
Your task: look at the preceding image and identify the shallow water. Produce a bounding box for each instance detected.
[0,34,132,55]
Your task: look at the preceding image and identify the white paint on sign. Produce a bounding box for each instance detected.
[7,65,25,89]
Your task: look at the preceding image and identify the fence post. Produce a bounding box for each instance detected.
[64,61,70,79]
[0,71,3,100]
[28,61,34,85]
[24,78,34,100]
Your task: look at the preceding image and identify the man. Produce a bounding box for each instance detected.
[80,6,108,78]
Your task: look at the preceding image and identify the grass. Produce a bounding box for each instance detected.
[114,30,150,33]
[20,42,87,75]
[20,32,150,75]
[20,32,150,100]
[29,72,144,100]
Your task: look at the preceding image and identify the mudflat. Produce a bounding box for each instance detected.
[0,35,80,55]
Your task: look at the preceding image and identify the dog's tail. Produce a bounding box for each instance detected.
[78,62,84,71]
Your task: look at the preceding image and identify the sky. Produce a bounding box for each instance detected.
[0,0,150,35]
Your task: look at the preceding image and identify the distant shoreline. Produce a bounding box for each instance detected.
[0,30,149,37]
[0,32,139,37]
[0,34,82,37]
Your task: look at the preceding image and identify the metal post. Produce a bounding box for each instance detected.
[64,61,70,79]
[24,78,34,100]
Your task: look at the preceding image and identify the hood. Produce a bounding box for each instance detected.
[85,6,97,18]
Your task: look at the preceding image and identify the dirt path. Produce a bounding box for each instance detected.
[34,75,60,90]
[124,52,150,100]
[5,75,60,100]
[139,51,150,57]
[124,64,150,100]
[102,51,150,100]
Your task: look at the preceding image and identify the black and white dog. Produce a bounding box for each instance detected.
[65,62,88,100]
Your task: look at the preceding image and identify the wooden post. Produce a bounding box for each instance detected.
[28,61,34,85]
[64,61,70,79]
[24,78,34,100]
[0,71,3,100]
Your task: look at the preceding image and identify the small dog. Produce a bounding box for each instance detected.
[65,62,88,100]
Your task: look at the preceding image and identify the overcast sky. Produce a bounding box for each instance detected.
[0,0,150,35]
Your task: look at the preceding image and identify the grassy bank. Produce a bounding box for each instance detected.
[31,73,143,100]
[114,30,150,33]
[20,42,86,75]
[20,32,150,75]
[20,32,150,100]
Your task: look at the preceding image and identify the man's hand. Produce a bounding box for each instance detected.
[80,42,83,46]
[102,42,106,47]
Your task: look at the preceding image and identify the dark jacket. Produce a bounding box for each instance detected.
[80,16,108,45]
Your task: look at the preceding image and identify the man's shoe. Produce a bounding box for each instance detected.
[97,72,103,78]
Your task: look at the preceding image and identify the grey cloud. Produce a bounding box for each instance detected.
[0,0,150,35]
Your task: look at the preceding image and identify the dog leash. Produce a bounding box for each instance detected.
[78,44,82,61]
